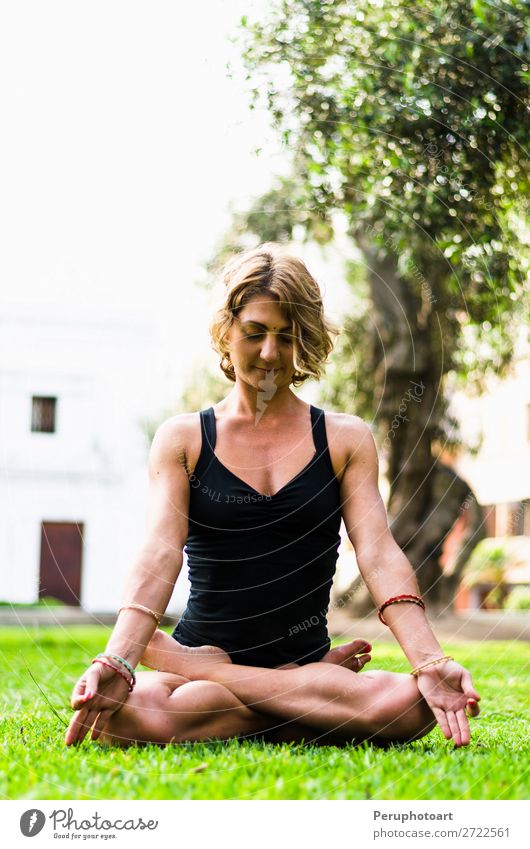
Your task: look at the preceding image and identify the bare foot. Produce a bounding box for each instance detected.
[142,631,372,676]
[141,629,231,679]
[321,638,372,672]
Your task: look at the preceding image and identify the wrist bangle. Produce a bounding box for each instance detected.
[411,655,454,676]
[118,603,161,626]
[92,658,135,692]
[96,653,136,683]
[378,594,425,626]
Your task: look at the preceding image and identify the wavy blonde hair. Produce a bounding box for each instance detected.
[210,243,340,386]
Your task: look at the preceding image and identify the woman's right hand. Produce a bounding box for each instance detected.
[65,662,131,746]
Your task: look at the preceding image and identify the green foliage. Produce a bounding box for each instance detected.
[504,586,530,610]
[0,628,528,800]
[237,0,530,390]
[139,366,231,445]
[462,540,509,587]
[174,366,232,413]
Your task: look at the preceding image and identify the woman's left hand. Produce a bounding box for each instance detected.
[416,660,481,747]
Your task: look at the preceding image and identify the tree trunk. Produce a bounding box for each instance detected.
[341,468,484,615]
[341,242,481,612]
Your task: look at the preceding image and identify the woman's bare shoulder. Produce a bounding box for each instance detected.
[321,410,375,469]
[150,411,202,472]
[322,409,372,441]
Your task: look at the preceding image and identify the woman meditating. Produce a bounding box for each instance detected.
[66,243,481,750]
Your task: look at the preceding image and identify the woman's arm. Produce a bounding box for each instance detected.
[338,415,445,666]
[103,416,191,665]
[337,416,481,745]
[65,416,192,745]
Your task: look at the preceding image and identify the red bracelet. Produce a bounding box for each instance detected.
[92,658,135,692]
[378,594,425,626]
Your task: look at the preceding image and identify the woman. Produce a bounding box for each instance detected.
[66,243,481,749]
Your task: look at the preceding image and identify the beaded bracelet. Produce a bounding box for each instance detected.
[118,603,161,626]
[411,655,454,676]
[92,658,135,692]
[95,653,136,684]
[378,594,426,626]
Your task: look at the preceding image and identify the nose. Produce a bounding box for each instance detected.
[259,333,281,364]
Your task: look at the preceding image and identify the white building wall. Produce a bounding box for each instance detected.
[451,350,530,505]
[0,307,190,613]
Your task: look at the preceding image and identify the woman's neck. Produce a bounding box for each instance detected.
[216,384,306,424]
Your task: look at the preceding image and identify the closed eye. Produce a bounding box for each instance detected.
[245,332,292,344]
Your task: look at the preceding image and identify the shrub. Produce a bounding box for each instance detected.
[504,587,530,611]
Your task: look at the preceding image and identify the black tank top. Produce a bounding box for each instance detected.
[172,404,343,668]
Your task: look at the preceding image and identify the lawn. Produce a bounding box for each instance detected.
[0,627,528,800]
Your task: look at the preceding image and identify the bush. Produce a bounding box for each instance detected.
[462,540,508,587]
[504,587,530,611]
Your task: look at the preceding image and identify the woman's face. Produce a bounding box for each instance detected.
[226,294,295,388]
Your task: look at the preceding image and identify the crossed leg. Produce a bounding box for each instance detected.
[96,671,285,746]
[97,631,437,748]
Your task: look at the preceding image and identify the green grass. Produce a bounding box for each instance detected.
[0,597,66,607]
[0,627,528,800]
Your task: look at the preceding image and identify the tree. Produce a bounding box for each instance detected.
[140,365,230,446]
[218,0,530,608]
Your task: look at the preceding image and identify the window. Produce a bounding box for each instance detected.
[31,396,57,433]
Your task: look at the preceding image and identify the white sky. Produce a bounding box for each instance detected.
[1,1,355,410]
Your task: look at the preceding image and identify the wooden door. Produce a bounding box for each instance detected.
[39,521,84,606]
